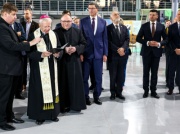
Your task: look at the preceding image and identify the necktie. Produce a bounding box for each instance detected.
[9,25,13,30]
[166,27,168,35]
[92,18,95,33]
[115,25,120,38]
[178,24,180,35]
[152,22,155,37]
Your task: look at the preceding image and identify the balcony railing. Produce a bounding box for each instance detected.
[0,0,178,15]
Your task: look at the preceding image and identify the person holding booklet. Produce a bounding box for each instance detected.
[27,14,63,125]
[54,14,87,113]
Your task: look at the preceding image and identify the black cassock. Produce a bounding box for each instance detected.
[54,27,87,112]
[27,31,62,120]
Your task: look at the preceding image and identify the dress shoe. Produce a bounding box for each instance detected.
[15,95,25,100]
[86,99,92,105]
[94,99,102,105]
[89,85,95,91]
[151,93,160,99]
[166,89,173,95]
[116,94,125,100]
[143,92,148,98]
[0,124,15,131]
[7,118,24,123]
[110,94,116,100]
[35,120,45,125]
[51,118,59,122]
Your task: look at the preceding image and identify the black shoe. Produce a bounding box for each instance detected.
[94,99,102,105]
[151,93,160,99]
[143,92,149,98]
[89,85,95,91]
[86,99,92,105]
[35,120,45,125]
[7,118,24,123]
[0,124,15,131]
[51,118,59,122]
[116,94,125,100]
[101,87,104,91]
[110,94,116,100]
[15,95,25,100]
[166,89,173,95]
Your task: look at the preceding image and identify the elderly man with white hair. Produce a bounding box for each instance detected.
[27,14,62,125]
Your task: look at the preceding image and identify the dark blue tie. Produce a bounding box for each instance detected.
[92,18,95,32]
[115,25,120,38]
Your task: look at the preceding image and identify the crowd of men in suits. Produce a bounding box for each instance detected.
[0,1,180,132]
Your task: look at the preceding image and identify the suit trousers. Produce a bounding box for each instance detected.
[0,74,14,125]
[168,53,180,90]
[83,58,103,99]
[109,58,127,96]
[142,54,160,93]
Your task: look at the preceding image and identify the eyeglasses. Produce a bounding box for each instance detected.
[88,8,97,10]
[113,13,120,16]
[61,20,72,23]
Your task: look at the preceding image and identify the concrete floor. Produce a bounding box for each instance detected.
[1,48,180,134]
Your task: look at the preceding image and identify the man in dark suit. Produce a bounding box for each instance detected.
[0,3,41,131]
[136,9,167,99]
[166,10,180,95]
[164,20,171,88]
[21,7,39,91]
[107,11,129,100]
[80,1,108,105]
[11,21,26,100]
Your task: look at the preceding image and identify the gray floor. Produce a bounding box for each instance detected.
[1,51,180,134]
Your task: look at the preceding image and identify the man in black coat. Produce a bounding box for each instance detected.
[136,9,167,99]
[0,3,41,131]
[166,10,180,95]
[107,11,129,100]
[54,14,87,113]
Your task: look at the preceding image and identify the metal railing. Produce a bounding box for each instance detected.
[0,0,177,15]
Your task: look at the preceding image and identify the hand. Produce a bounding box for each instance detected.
[41,51,52,58]
[68,46,76,54]
[175,48,180,55]
[80,55,84,62]
[149,41,159,47]
[17,31,21,36]
[103,55,107,62]
[29,37,41,46]
[117,47,125,56]
[53,52,60,58]
[65,45,76,55]
[65,47,71,55]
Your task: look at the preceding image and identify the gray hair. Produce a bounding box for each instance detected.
[39,18,52,24]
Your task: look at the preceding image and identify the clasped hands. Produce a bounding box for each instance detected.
[117,47,125,56]
[148,41,159,47]
[175,48,180,55]
[41,51,60,58]
[65,45,76,55]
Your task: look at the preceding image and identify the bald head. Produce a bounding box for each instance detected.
[61,14,72,30]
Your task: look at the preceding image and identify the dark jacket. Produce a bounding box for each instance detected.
[136,21,167,57]
[0,17,30,76]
